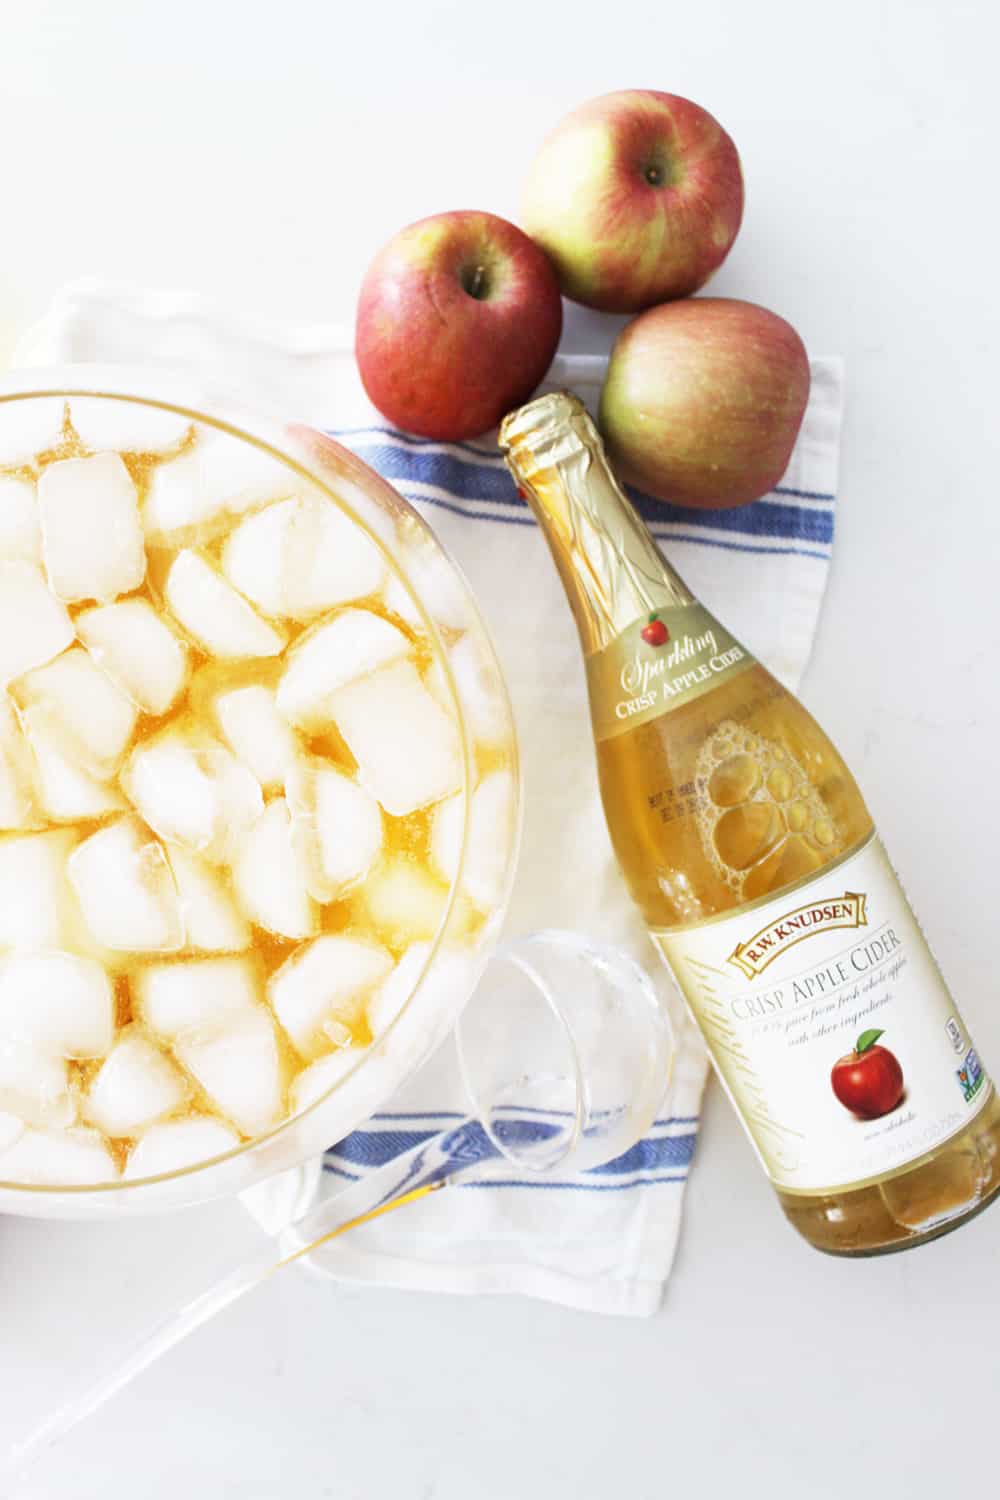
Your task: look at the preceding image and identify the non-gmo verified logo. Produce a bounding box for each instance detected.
[957,1048,985,1104]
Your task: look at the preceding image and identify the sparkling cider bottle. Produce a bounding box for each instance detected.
[500,390,1000,1254]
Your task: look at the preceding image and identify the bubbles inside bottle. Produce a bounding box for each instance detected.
[694,721,843,901]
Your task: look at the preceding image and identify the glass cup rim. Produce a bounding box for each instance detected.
[454,937,587,1173]
[454,928,673,1175]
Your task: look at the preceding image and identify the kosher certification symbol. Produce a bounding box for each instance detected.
[944,1016,965,1055]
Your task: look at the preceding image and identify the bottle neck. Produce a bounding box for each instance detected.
[499,393,694,656]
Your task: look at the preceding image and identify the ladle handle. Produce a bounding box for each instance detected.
[3,1123,501,1488]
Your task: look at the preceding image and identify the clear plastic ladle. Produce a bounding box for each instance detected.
[2,930,673,1488]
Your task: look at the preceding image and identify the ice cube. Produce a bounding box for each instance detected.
[0,562,74,684]
[286,760,383,901]
[330,473,399,552]
[422,655,450,716]
[0,398,65,466]
[392,550,472,632]
[0,829,79,949]
[0,699,40,831]
[331,660,463,816]
[363,858,449,948]
[382,572,425,631]
[276,610,409,730]
[284,495,387,618]
[0,1041,75,1128]
[0,475,41,563]
[218,499,291,617]
[143,433,297,545]
[221,495,386,622]
[175,1008,284,1136]
[15,646,138,776]
[230,800,317,941]
[125,1115,242,1179]
[38,452,145,603]
[368,943,475,1044]
[431,770,514,911]
[69,398,192,455]
[0,951,114,1057]
[429,793,463,890]
[195,429,298,518]
[68,817,183,954]
[447,634,510,748]
[143,448,219,542]
[213,684,296,792]
[84,1028,188,1137]
[366,942,432,1039]
[122,731,227,857]
[0,1126,119,1185]
[123,727,264,863]
[165,551,287,659]
[137,955,261,1041]
[20,705,127,823]
[167,849,250,953]
[268,936,393,1060]
[76,599,189,717]
[290,1046,363,1115]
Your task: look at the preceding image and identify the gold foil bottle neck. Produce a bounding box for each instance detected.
[499,390,593,460]
[500,389,694,654]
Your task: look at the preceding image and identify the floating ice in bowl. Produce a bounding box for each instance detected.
[0,371,520,1218]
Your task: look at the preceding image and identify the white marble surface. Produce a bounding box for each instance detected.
[2,1,999,1495]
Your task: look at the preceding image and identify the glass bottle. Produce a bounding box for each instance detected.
[500,390,1000,1254]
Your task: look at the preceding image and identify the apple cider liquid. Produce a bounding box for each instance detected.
[501,391,1000,1254]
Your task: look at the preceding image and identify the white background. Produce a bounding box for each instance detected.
[2,1,999,1495]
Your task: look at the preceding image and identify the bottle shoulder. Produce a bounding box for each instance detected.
[594,661,874,931]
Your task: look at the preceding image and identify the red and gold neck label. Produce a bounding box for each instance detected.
[586,602,753,742]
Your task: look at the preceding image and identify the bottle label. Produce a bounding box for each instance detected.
[653,835,991,1194]
[587,603,753,743]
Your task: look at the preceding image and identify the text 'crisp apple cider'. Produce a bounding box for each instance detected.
[501,391,1000,1255]
[0,394,515,1190]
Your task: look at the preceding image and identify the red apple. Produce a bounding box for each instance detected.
[599,298,810,509]
[521,90,744,312]
[641,615,669,647]
[355,211,562,441]
[831,1030,905,1120]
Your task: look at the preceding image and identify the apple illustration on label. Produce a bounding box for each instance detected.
[641,613,669,647]
[831,1029,905,1119]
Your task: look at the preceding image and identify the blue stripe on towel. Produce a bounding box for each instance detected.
[323,1161,361,1182]
[458,1174,687,1192]
[586,1132,696,1175]
[333,426,835,502]
[394,491,830,561]
[327,1123,698,1193]
[335,1127,439,1167]
[366,1111,699,1126]
[330,424,835,558]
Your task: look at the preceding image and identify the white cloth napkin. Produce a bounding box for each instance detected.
[15,281,844,1315]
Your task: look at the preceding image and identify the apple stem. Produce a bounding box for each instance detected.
[462,264,489,301]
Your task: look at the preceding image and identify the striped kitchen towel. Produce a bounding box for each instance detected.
[15,282,843,1315]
